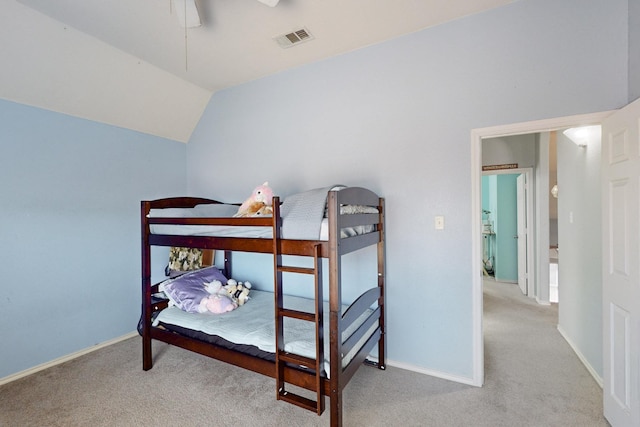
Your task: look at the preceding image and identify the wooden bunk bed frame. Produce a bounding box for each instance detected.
[141,187,386,427]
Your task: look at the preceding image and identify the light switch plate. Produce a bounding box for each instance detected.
[435,215,445,230]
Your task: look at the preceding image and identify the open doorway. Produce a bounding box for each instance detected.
[481,169,533,297]
[470,111,609,387]
[549,133,559,303]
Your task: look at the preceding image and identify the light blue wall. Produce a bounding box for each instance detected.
[482,176,491,222]
[0,99,186,379]
[482,175,496,273]
[494,175,518,282]
[186,0,629,379]
[481,174,518,282]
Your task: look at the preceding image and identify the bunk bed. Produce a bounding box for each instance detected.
[140,186,386,427]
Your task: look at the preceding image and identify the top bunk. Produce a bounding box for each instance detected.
[141,186,385,257]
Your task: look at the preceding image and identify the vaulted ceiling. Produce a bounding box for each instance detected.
[2,0,513,142]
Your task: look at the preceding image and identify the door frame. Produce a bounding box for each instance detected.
[516,172,529,295]
[470,111,612,387]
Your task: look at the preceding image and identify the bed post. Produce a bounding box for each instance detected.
[223,250,232,278]
[377,197,386,369]
[327,191,343,427]
[141,201,153,370]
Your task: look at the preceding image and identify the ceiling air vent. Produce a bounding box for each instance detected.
[274,27,314,49]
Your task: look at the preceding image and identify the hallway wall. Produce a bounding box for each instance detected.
[556,131,603,381]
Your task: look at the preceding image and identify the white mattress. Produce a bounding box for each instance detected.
[154,289,376,375]
[148,204,375,240]
[149,203,274,238]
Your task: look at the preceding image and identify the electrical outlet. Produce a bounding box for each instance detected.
[435,215,445,230]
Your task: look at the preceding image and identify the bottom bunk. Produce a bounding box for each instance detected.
[141,265,385,426]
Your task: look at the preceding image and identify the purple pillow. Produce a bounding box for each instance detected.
[161,266,228,313]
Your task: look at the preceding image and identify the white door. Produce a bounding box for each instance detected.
[516,173,527,295]
[602,98,640,426]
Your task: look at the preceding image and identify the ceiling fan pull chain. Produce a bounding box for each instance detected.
[184,0,188,71]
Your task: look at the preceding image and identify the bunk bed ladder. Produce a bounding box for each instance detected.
[273,238,325,415]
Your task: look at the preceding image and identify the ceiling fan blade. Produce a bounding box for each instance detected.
[256,0,280,7]
[171,0,201,28]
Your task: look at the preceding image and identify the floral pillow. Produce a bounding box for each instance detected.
[165,247,205,276]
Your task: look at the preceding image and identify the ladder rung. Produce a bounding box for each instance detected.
[278,389,320,413]
[278,307,315,322]
[278,351,317,369]
[277,265,315,274]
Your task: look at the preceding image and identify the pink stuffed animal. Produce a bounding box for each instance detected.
[234,182,273,217]
[198,294,237,314]
[198,280,238,314]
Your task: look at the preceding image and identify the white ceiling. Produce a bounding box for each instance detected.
[4,0,513,142]
[17,0,512,93]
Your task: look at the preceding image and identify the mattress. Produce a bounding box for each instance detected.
[148,203,273,238]
[148,203,376,240]
[154,289,376,376]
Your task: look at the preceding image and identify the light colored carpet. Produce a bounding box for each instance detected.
[0,279,608,426]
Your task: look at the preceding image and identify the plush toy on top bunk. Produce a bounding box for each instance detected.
[233,182,274,217]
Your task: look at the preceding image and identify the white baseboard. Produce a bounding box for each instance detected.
[557,325,603,388]
[371,357,477,387]
[0,331,138,386]
[535,297,551,306]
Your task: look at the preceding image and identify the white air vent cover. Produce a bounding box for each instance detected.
[274,28,314,48]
